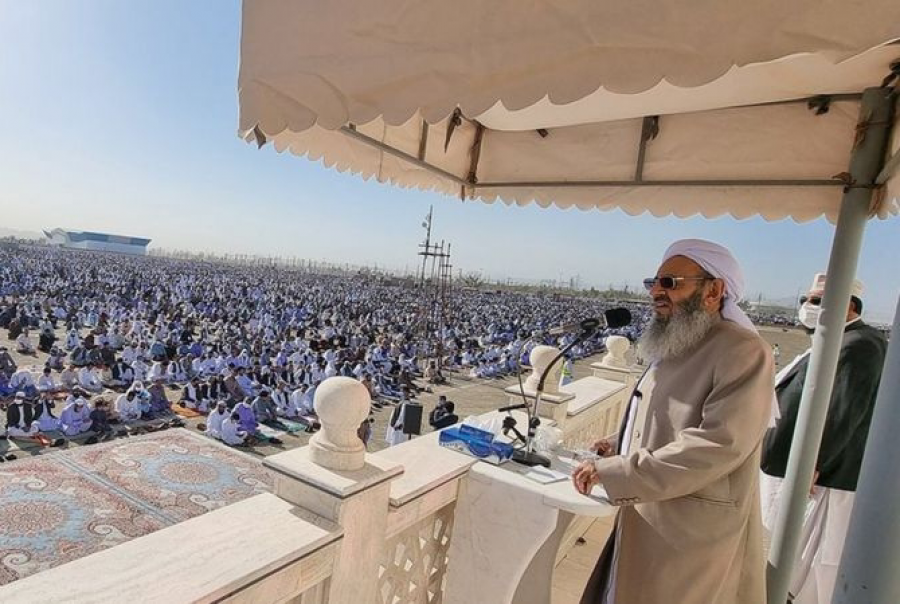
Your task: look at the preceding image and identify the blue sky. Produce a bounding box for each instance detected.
[1,1,898,323]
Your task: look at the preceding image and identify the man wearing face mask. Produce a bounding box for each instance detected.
[760,273,887,604]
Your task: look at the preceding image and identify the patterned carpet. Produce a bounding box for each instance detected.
[0,429,273,585]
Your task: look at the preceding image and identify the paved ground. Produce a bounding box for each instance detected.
[1,325,810,462]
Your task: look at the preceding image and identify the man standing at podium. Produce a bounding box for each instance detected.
[573,239,774,604]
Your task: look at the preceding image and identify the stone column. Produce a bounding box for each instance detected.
[264,376,403,604]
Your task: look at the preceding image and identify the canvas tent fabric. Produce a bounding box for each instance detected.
[238,0,900,222]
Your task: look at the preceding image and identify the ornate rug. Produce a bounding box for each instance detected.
[0,429,272,585]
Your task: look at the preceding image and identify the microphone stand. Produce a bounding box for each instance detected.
[512,326,598,468]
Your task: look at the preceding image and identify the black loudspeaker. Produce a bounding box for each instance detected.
[402,402,423,436]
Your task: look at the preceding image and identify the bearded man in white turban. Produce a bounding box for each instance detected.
[574,239,775,604]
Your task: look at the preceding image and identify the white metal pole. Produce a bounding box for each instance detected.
[767,87,895,603]
[832,296,900,603]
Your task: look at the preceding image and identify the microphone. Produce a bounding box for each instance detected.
[498,402,528,413]
[548,308,632,335]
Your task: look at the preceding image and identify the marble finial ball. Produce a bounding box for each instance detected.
[529,345,560,369]
[606,335,630,357]
[314,377,370,429]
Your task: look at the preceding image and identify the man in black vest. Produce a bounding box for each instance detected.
[760,274,887,604]
[5,392,63,448]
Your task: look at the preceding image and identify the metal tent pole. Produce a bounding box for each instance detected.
[766,86,896,604]
[832,296,900,604]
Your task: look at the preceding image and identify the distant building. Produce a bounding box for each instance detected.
[43,228,151,256]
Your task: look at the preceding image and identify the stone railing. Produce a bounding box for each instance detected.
[504,336,638,450]
[0,492,342,603]
[0,361,630,603]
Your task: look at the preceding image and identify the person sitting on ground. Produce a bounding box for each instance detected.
[65,328,81,351]
[0,346,18,376]
[195,380,213,413]
[235,367,259,398]
[58,364,76,392]
[289,383,310,418]
[132,356,149,382]
[147,379,171,417]
[59,394,93,437]
[16,329,36,355]
[271,382,291,416]
[147,360,169,384]
[5,392,62,447]
[234,397,259,435]
[180,376,201,409]
[429,400,458,430]
[224,366,247,401]
[149,337,167,362]
[112,358,134,389]
[35,391,61,433]
[9,367,38,399]
[37,366,61,393]
[88,398,114,442]
[48,346,66,371]
[251,390,286,429]
[0,371,14,398]
[38,325,56,353]
[203,400,228,439]
[127,382,153,419]
[115,389,142,423]
[78,364,104,394]
[220,411,248,446]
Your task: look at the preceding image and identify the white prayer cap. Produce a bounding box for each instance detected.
[661,239,755,332]
[808,273,864,298]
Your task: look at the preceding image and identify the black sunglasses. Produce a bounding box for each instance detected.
[643,276,713,291]
[799,295,822,306]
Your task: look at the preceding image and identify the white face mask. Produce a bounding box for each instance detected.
[798,302,820,330]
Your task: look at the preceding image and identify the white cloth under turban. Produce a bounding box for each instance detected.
[662,238,779,426]
[662,239,755,332]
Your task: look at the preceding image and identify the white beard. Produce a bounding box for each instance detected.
[638,292,719,363]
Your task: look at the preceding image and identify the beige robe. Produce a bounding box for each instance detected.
[582,320,774,604]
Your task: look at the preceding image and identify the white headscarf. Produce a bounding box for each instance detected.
[662,239,755,332]
[662,238,779,426]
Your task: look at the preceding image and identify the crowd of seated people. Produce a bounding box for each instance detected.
[0,245,648,458]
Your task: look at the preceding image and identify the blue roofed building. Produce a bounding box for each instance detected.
[43,228,151,256]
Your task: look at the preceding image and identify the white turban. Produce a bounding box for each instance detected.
[662,239,755,332]
[662,239,779,426]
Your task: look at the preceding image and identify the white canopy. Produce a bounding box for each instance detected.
[238,0,900,223]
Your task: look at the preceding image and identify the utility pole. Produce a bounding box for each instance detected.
[418,205,433,287]
[413,210,453,376]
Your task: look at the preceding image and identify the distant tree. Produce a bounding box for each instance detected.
[461,272,485,289]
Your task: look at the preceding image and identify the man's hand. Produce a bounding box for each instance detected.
[591,438,614,457]
[810,470,819,496]
[572,460,600,495]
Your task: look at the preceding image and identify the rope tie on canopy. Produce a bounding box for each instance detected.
[879,59,900,88]
[807,95,832,115]
[444,108,463,152]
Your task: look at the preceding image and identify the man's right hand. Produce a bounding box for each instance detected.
[591,439,614,457]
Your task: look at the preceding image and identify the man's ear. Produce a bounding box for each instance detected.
[704,278,725,311]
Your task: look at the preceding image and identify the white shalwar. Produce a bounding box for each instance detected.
[758,347,852,604]
[760,475,855,604]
